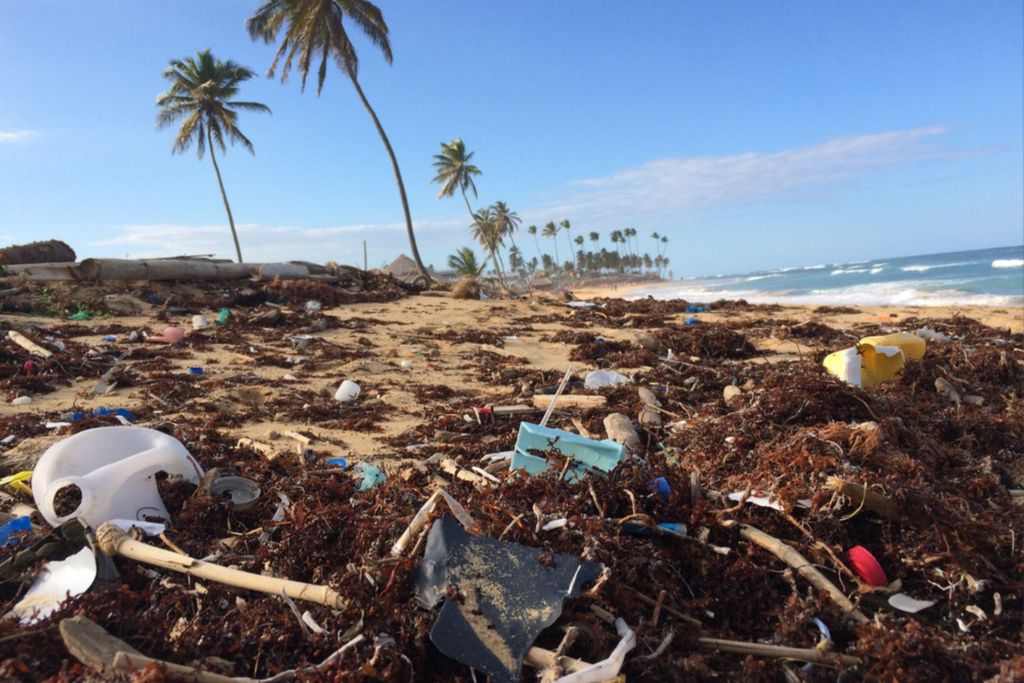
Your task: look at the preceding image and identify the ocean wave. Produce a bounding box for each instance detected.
[870,266,885,274]
[625,281,1023,308]
[992,258,1024,269]
[831,267,869,275]
[900,261,975,273]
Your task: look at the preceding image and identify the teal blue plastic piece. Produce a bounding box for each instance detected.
[511,422,626,481]
[354,462,386,491]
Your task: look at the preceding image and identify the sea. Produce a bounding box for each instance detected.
[629,245,1024,307]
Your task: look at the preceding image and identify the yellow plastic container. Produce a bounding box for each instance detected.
[823,344,907,387]
[858,332,926,360]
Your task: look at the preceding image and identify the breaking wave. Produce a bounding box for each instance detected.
[992,259,1023,269]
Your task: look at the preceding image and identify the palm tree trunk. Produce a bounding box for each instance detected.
[348,74,430,281]
[552,239,560,268]
[207,128,244,264]
[532,235,542,260]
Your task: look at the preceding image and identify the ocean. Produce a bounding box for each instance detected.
[629,245,1024,307]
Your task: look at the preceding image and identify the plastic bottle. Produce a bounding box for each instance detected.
[31,426,204,527]
[335,380,361,402]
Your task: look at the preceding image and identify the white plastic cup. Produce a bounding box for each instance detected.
[335,380,361,403]
[192,315,209,330]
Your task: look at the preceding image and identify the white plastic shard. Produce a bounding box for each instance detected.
[9,546,96,624]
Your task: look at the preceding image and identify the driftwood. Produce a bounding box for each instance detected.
[697,637,861,668]
[0,239,75,265]
[532,394,606,410]
[722,520,870,624]
[7,330,52,358]
[95,523,345,608]
[825,477,899,520]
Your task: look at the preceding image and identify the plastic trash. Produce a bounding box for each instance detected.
[888,592,937,613]
[567,301,596,309]
[915,327,950,342]
[68,310,91,321]
[326,457,347,469]
[685,304,706,313]
[823,343,904,388]
[191,315,209,330]
[621,521,687,538]
[207,476,261,511]
[11,396,31,406]
[400,360,413,370]
[553,617,636,683]
[685,317,700,325]
[217,307,231,324]
[188,367,204,375]
[102,336,117,343]
[71,407,137,424]
[305,300,322,313]
[8,546,97,625]
[151,326,186,344]
[651,476,671,501]
[0,471,33,496]
[583,370,630,390]
[848,545,887,586]
[354,462,386,491]
[335,380,361,402]
[0,516,32,546]
[511,422,626,481]
[859,332,926,360]
[31,426,204,527]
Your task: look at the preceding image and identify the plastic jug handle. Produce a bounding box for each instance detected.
[43,476,92,525]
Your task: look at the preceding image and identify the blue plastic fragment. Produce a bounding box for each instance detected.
[0,516,32,546]
[685,317,700,325]
[651,476,671,501]
[511,422,626,482]
[103,336,117,343]
[685,305,706,313]
[621,521,688,538]
[354,462,386,491]
[326,457,347,469]
[188,367,204,375]
[74,407,137,423]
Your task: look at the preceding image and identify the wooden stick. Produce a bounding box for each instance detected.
[539,364,575,427]
[524,646,591,673]
[533,394,606,411]
[722,520,869,624]
[96,523,345,608]
[7,330,52,358]
[697,637,861,668]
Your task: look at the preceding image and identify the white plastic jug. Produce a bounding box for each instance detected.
[31,426,204,528]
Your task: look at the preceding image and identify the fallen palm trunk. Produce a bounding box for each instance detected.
[721,520,869,624]
[96,523,345,608]
[0,239,75,265]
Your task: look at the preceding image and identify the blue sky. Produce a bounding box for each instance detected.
[1,1,1021,276]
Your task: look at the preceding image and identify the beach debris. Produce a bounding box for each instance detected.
[7,330,53,358]
[11,396,32,406]
[552,616,636,683]
[511,422,626,479]
[353,461,386,491]
[206,475,261,512]
[935,377,962,404]
[860,332,927,360]
[148,325,186,344]
[415,514,602,683]
[191,314,209,329]
[31,426,203,527]
[824,477,899,520]
[583,369,630,390]
[848,545,888,587]
[722,384,743,406]
[531,394,606,410]
[0,515,32,546]
[915,326,950,342]
[603,413,640,450]
[8,546,97,625]
[452,276,481,300]
[95,522,346,607]
[888,593,938,614]
[823,332,927,387]
[685,317,700,325]
[0,471,33,496]
[335,379,361,402]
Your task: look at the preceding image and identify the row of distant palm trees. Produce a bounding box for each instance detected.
[434,138,671,281]
[157,0,432,279]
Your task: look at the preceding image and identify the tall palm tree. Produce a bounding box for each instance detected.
[247,0,430,280]
[156,49,270,264]
[527,225,542,259]
[470,207,506,281]
[660,234,669,257]
[589,231,599,247]
[559,219,573,261]
[609,229,623,257]
[447,246,485,277]
[431,138,481,221]
[542,221,560,267]
[624,227,638,259]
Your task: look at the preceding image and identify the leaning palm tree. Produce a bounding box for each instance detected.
[156,49,270,263]
[491,201,521,252]
[543,221,560,268]
[471,207,506,281]
[527,225,542,260]
[247,0,430,280]
[447,246,485,277]
[431,138,482,220]
[559,219,573,262]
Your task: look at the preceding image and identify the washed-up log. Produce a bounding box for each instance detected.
[825,477,899,520]
[7,330,53,358]
[77,258,252,281]
[531,394,606,410]
[96,523,345,608]
[0,239,75,265]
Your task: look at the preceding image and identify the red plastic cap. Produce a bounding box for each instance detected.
[848,545,888,586]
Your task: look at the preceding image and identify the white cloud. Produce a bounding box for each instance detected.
[0,129,39,143]
[530,126,966,227]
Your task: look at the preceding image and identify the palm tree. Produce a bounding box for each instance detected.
[471,207,506,280]
[526,225,542,260]
[660,235,669,257]
[624,228,638,260]
[542,221,560,267]
[492,201,521,253]
[156,49,269,264]
[247,0,430,280]
[447,247,485,277]
[610,229,624,257]
[431,138,481,221]
[559,219,573,261]
[589,231,599,247]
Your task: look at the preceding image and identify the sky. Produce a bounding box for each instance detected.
[1,1,1021,277]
